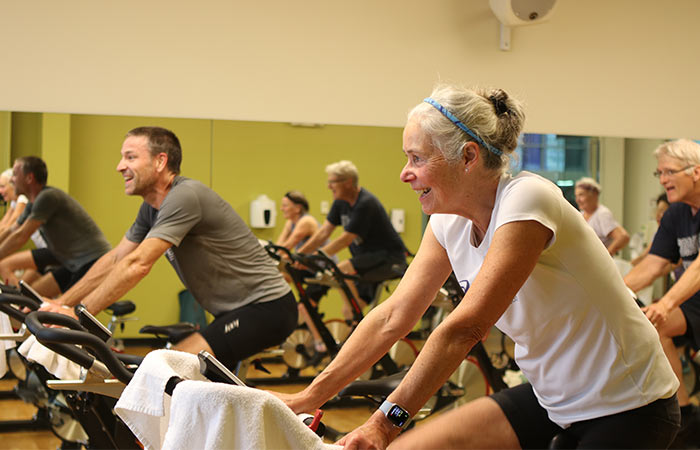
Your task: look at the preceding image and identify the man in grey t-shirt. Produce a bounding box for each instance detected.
[0,156,110,296]
[43,127,297,369]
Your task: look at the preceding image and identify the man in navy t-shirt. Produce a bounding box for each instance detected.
[625,139,700,446]
[298,160,407,309]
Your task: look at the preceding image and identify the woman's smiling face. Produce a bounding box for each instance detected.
[400,116,462,215]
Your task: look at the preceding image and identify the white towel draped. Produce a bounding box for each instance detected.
[18,334,82,380]
[114,349,208,450]
[0,312,17,377]
[163,380,340,450]
[116,349,340,450]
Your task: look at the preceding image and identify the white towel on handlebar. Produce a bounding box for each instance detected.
[163,380,340,450]
[115,349,208,450]
[18,334,81,380]
[0,312,16,377]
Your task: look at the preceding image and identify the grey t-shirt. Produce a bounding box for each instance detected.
[124,176,290,316]
[19,186,111,272]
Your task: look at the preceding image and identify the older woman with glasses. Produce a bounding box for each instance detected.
[574,177,630,256]
[275,85,680,449]
[625,139,700,447]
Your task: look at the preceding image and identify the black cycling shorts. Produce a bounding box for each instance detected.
[676,301,700,349]
[200,291,297,370]
[490,383,680,449]
[350,250,406,280]
[31,248,98,293]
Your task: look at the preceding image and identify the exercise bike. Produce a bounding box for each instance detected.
[0,284,91,447]
[24,308,332,446]
[259,243,417,384]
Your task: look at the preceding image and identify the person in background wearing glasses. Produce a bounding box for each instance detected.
[625,139,700,447]
[574,177,630,256]
[296,160,407,317]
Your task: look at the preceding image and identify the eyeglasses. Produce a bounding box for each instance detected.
[653,166,694,178]
[327,178,346,184]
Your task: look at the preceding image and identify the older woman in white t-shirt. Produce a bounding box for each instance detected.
[574,177,630,256]
[275,84,680,449]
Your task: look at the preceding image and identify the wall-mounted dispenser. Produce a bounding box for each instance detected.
[250,195,276,228]
[391,208,405,233]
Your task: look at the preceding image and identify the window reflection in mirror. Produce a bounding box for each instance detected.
[512,134,599,209]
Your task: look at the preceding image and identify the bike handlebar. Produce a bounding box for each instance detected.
[263,241,294,261]
[263,241,359,282]
[24,311,134,384]
[0,292,42,322]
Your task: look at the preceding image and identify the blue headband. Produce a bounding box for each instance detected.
[423,97,503,157]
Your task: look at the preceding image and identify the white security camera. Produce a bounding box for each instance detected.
[489,0,558,51]
[489,0,557,26]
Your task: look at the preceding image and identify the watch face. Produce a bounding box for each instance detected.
[387,405,410,427]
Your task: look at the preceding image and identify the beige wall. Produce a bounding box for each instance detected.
[1,0,699,140]
[623,138,667,243]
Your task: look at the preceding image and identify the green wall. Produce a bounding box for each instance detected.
[11,112,43,162]
[4,112,422,337]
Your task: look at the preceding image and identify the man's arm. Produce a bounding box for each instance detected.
[297,220,335,254]
[606,226,630,256]
[320,231,357,256]
[646,255,700,326]
[0,219,41,261]
[46,237,171,315]
[54,236,140,307]
[623,253,669,292]
[77,238,171,315]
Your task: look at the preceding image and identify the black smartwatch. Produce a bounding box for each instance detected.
[379,400,411,429]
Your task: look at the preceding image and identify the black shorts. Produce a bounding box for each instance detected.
[349,251,407,303]
[350,250,406,281]
[31,248,98,293]
[200,291,298,370]
[491,383,680,449]
[677,301,700,349]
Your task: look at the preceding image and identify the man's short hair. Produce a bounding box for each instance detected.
[325,160,359,186]
[16,156,48,186]
[126,126,182,175]
[654,139,700,168]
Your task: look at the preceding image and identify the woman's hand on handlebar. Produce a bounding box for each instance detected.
[336,411,398,450]
[39,298,78,320]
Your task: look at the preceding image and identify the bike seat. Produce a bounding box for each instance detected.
[106,300,136,317]
[359,262,408,283]
[338,369,407,397]
[139,323,198,343]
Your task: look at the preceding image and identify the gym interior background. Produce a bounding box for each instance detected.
[0,0,698,336]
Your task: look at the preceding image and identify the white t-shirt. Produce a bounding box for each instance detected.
[430,172,677,427]
[10,194,28,210]
[584,204,619,248]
